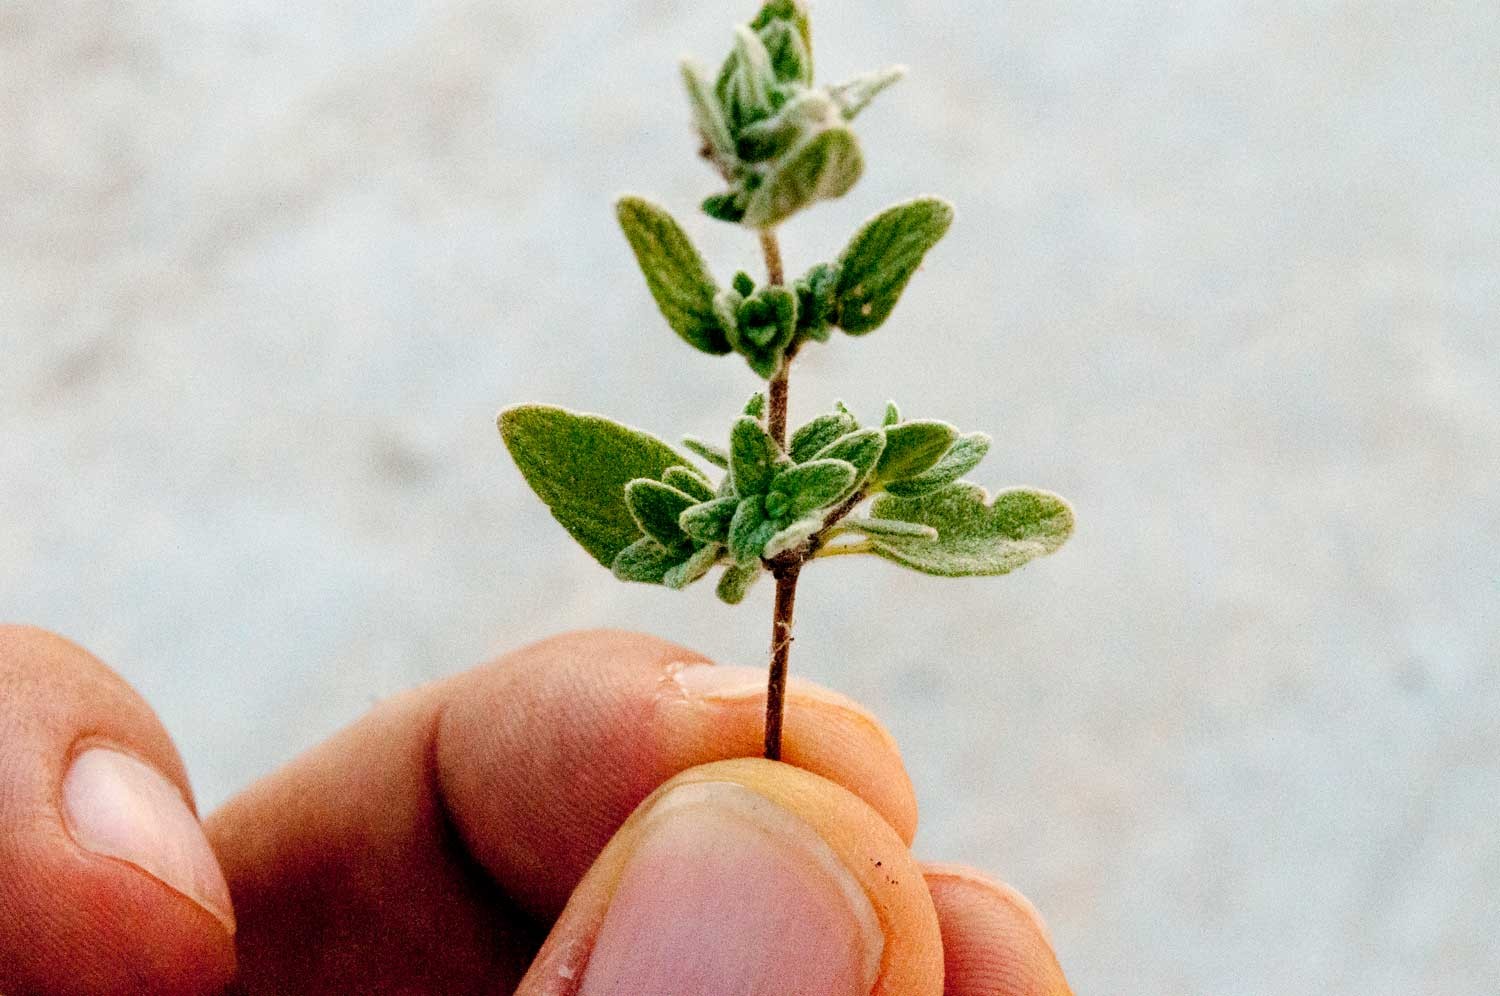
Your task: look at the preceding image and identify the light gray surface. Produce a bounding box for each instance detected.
[3,2,1498,991]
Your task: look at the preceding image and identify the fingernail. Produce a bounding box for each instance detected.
[62,747,235,934]
[578,781,883,996]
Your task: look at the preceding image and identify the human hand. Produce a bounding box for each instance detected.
[0,625,1071,995]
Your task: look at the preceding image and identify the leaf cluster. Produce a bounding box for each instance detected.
[499,400,1074,601]
[683,0,906,228]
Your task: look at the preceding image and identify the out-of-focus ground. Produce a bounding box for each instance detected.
[3,2,1497,991]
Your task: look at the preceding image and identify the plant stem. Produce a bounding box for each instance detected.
[763,561,801,761]
[759,226,797,761]
[761,228,790,446]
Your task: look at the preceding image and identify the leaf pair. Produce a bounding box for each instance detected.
[617,196,953,376]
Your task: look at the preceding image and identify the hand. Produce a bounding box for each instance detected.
[0,625,1071,995]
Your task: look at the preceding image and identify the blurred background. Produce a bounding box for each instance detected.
[3,1,1497,991]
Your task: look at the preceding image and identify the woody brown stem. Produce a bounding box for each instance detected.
[760,227,797,761]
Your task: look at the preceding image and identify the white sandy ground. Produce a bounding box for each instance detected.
[2,2,1498,991]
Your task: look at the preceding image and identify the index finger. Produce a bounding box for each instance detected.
[208,629,918,992]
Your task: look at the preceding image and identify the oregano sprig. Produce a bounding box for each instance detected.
[500,1,1074,761]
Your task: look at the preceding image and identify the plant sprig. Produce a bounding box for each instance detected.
[500,0,1074,761]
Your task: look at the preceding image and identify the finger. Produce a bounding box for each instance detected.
[923,863,1072,996]
[208,629,914,992]
[519,758,943,996]
[0,626,235,996]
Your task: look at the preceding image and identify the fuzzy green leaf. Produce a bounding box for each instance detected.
[789,410,858,462]
[616,197,729,355]
[663,543,723,590]
[883,432,992,497]
[743,125,864,229]
[837,517,938,540]
[500,405,693,567]
[868,483,1074,577]
[663,465,716,502]
[875,420,958,485]
[750,0,813,82]
[717,562,762,604]
[679,496,740,544]
[764,516,823,558]
[743,392,768,418]
[882,401,902,427]
[829,66,906,120]
[811,427,885,493]
[683,436,730,469]
[834,197,954,334]
[728,496,777,565]
[611,537,678,584]
[793,262,841,342]
[773,459,858,518]
[730,416,782,496]
[718,25,777,132]
[681,59,736,168]
[625,479,697,550]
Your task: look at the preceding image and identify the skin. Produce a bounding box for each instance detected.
[0,624,1071,995]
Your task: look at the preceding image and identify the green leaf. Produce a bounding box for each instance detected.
[773,459,857,518]
[616,197,729,355]
[836,517,938,540]
[750,0,813,81]
[793,262,841,342]
[764,516,823,558]
[868,483,1074,577]
[717,562,762,604]
[743,392,768,418]
[679,496,740,544]
[829,65,906,120]
[882,400,902,427]
[718,25,777,131]
[702,190,748,224]
[834,197,954,334]
[743,125,864,229]
[611,537,678,584]
[681,58,736,168]
[663,465,716,502]
[728,496,777,565]
[883,432,991,497]
[625,479,697,550]
[664,543,723,590]
[683,436,730,469]
[875,419,958,485]
[811,427,885,493]
[500,405,693,567]
[730,416,782,496]
[789,410,857,462]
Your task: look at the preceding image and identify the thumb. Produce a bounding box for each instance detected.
[517,758,943,996]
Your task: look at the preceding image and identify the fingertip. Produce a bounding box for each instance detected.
[0,626,236,996]
[518,759,944,996]
[923,863,1072,996]
[435,630,920,918]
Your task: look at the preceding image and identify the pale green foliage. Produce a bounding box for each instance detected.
[883,433,991,497]
[689,0,903,228]
[499,405,694,566]
[868,484,1075,577]
[874,419,958,485]
[834,198,954,334]
[499,1,1075,620]
[615,197,728,355]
